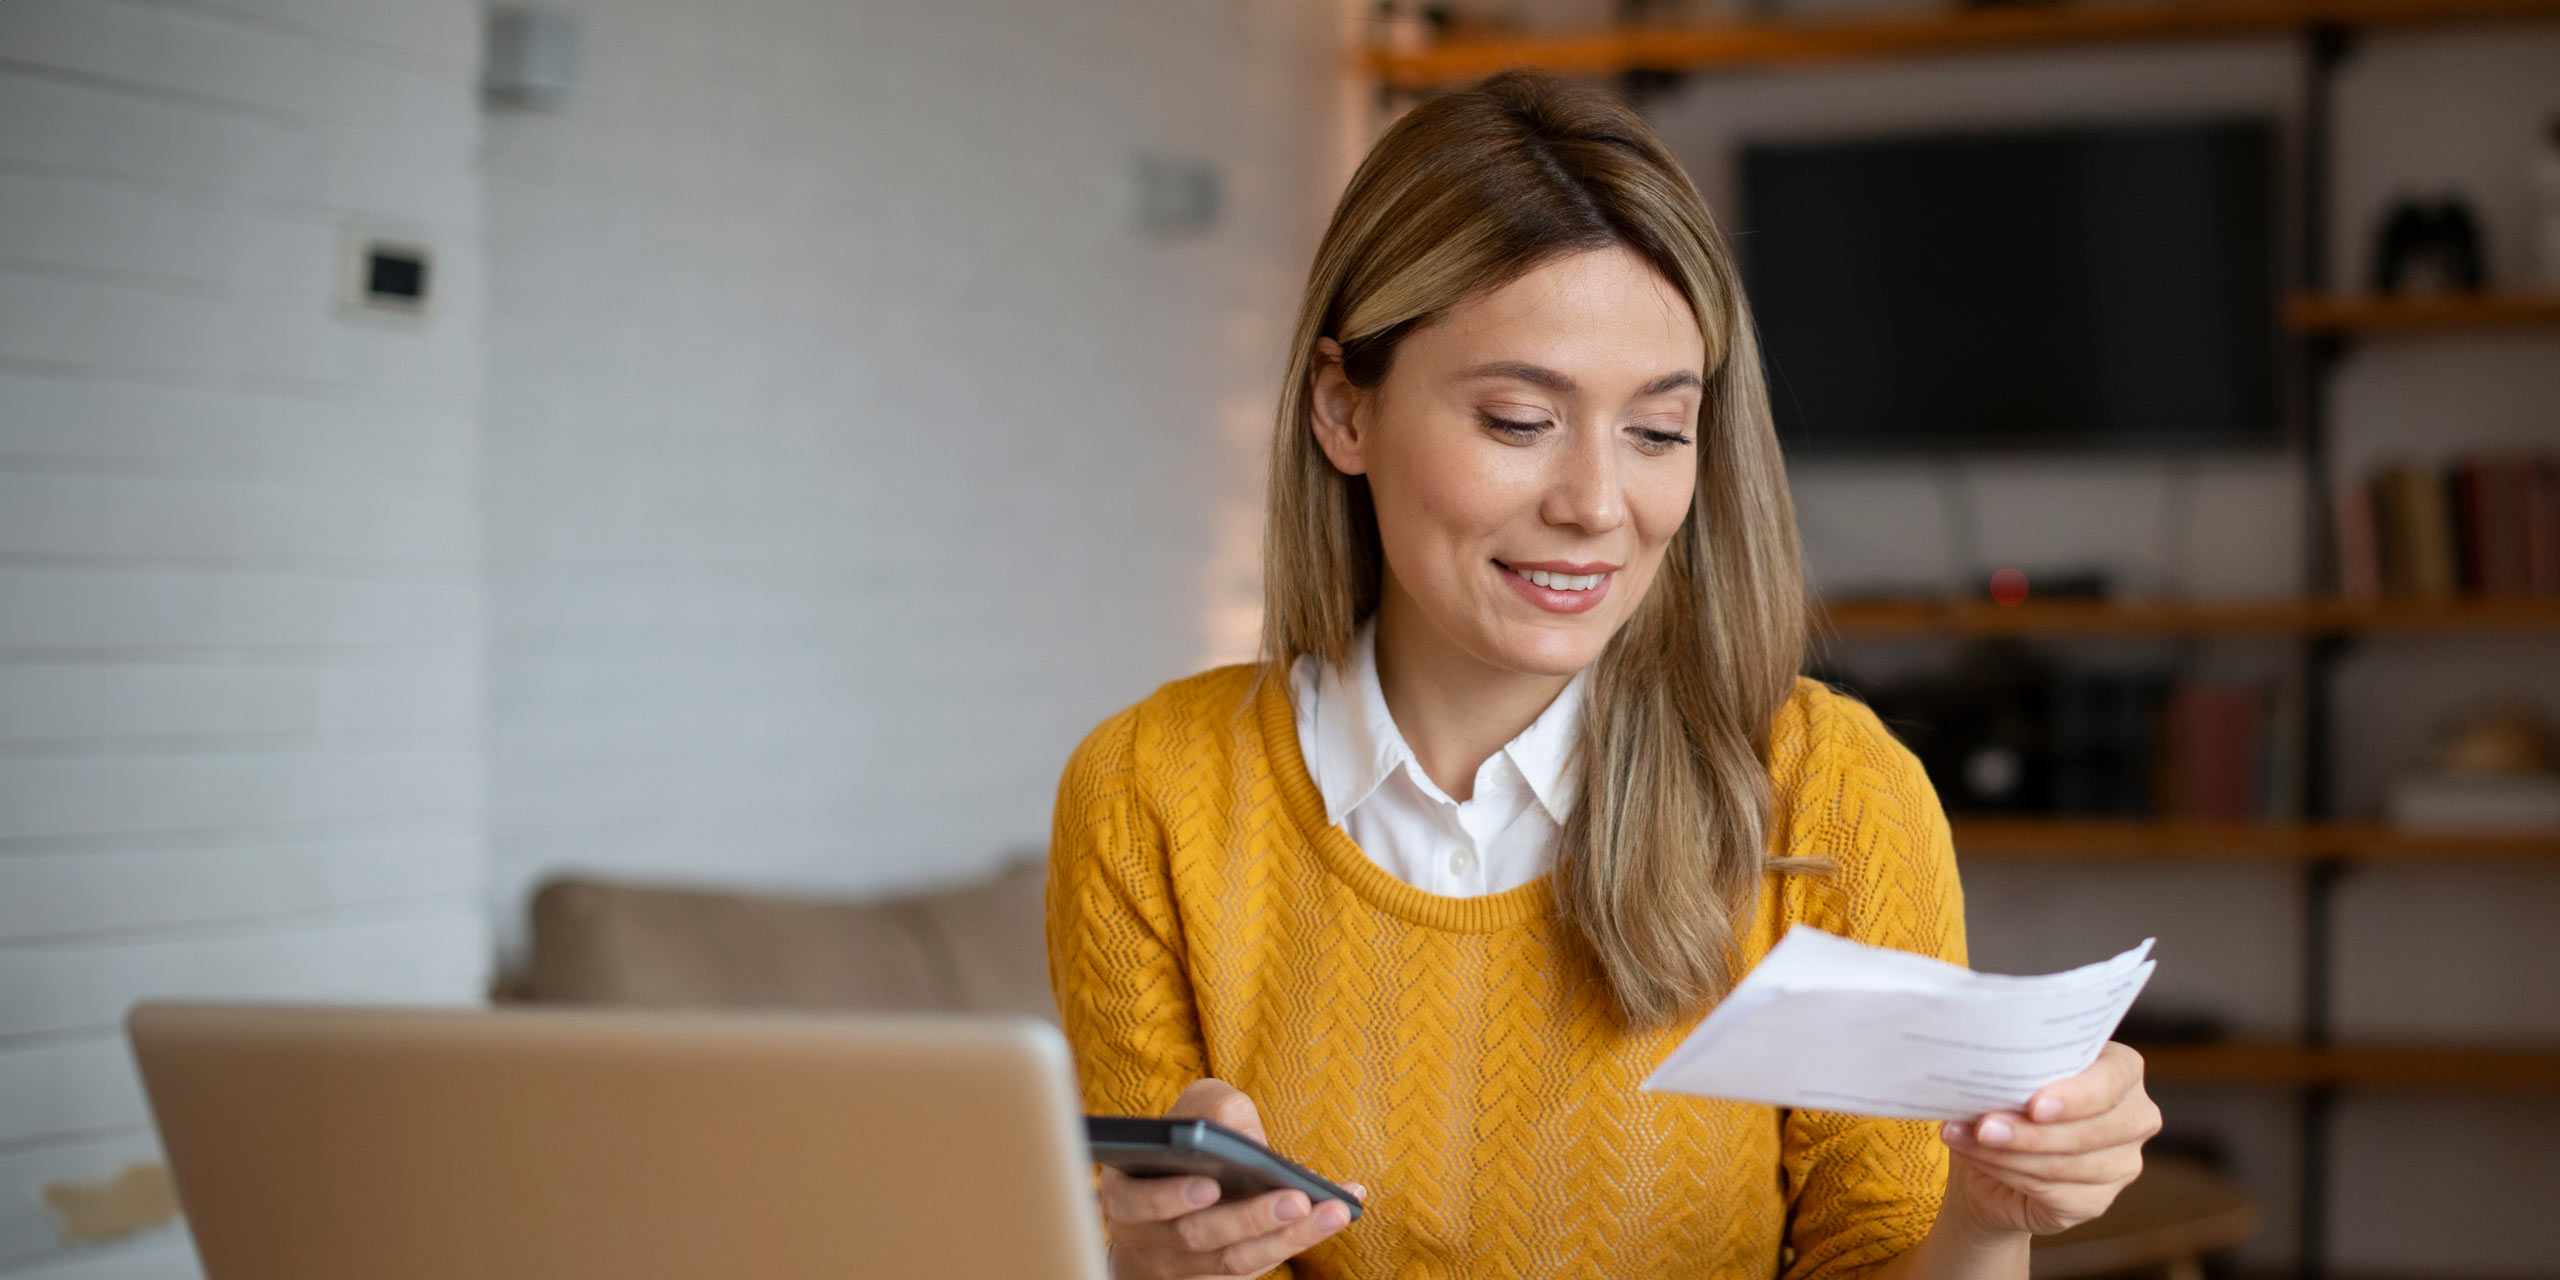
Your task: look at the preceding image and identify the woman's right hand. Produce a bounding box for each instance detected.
[1099,1078,1360,1280]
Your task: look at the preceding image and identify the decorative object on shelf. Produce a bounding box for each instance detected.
[2530,114,2560,288]
[2387,701,2560,831]
[1821,640,2052,814]
[1980,567,2108,607]
[1625,0,1773,26]
[1374,0,1518,49]
[2371,193,2488,294]
[2337,453,2560,602]
[1372,0,1434,55]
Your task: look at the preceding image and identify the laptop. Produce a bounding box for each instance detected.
[127,1001,1110,1280]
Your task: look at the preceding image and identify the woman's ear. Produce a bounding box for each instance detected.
[1308,337,1369,477]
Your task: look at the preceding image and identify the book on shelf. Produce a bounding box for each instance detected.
[2339,452,2560,601]
[2165,680,2269,820]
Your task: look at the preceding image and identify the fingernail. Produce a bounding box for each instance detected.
[1940,1121,1965,1144]
[1977,1117,2013,1145]
[1186,1179,1218,1206]
[1317,1201,1350,1229]
[1274,1192,1309,1223]
[2032,1096,2063,1122]
[1344,1182,1367,1199]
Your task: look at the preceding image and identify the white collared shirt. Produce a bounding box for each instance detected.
[1288,620,1587,897]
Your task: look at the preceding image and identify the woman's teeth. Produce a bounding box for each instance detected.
[1511,566,1606,592]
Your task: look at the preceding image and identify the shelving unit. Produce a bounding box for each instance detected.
[1353,4,2560,1275]
[1946,816,2560,862]
[2283,291,2560,334]
[1831,589,2560,1274]
[1819,594,2560,636]
[2140,1041,2560,1092]
[1364,0,2560,88]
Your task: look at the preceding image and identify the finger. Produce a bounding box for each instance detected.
[1341,1181,1367,1202]
[1945,1135,2145,1188]
[1167,1188,1317,1256]
[1953,1094,2162,1157]
[2024,1042,2145,1124]
[1957,1161,2131,1232]
[1097,1166,1223,1225]
[1170,1077,1267,1143]
[1202,1192,1356,1277]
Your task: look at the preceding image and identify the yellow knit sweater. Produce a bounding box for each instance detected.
[1046,662,1967,1279]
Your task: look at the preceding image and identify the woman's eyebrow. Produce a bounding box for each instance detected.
[1459,361,1702,397]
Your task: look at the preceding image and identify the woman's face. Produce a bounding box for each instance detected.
[1310,245,1706,679]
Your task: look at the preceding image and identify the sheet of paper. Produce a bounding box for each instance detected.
[1640,925,2155,1121]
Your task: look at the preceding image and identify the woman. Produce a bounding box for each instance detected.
[1047,70,2157,1280]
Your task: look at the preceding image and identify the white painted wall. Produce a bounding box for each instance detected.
[0,0,491,1274]
[478,0,1344,947]
[1641,15,2560,1272]
[0,0,1344,1269]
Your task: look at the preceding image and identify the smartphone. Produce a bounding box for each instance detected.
[1084,1116,1363,1221]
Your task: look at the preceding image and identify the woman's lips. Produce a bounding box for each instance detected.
[1496,560,1614,615]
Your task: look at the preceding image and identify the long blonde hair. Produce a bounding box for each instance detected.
[1262,70,1813,1031]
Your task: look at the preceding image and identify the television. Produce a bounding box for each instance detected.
[1736,119,2280,454]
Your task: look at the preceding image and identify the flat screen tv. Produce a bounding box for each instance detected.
[1737,119,2279,454]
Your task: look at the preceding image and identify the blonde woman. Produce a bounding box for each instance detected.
[1047,71,2157,1280]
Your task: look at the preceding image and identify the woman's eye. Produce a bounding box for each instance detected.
[1480,414,1549,439]
[1631,426,1695,454]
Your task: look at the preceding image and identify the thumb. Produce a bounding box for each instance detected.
[1169,1077,1266,1143]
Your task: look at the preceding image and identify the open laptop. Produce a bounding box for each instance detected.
[127,1002,1109,1280]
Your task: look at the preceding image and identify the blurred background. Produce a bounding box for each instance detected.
[1,0,2555,1277]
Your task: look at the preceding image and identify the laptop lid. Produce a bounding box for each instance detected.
[127,1002,1109,1280]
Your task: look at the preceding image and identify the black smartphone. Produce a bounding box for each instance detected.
[1084,1116,1363,1221]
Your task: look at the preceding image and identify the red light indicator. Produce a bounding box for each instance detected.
[1989,567,2029,607]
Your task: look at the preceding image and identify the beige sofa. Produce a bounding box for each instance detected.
[512,858,2251,1279]
[517,857,1056,1023]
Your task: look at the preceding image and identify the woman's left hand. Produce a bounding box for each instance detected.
[1938,1041,2162,1237]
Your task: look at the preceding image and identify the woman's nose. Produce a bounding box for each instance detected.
[1542,424,1627,534]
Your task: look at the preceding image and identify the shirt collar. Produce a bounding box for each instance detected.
[1307,618,1587,828]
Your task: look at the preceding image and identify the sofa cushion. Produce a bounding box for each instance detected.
[909,859,1057,1022]
[524,858,1056,1023]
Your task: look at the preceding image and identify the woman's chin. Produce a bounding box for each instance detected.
[1477,618,1612,678]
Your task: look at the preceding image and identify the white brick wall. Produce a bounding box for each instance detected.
[0,0,489,1274]
[479,0,1343,943]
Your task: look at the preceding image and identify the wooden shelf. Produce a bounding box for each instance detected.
[1952,817,2560,862]
[2137,1040,2560,1091]
[2286,291,2560,335]
[1366,0,2560,88]
[1816,595,2560,636]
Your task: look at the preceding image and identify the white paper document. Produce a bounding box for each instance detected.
[1640,925,2156,1121]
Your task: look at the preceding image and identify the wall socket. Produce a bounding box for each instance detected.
[338,232,434,320]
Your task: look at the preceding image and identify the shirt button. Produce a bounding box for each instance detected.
[1448,849,1475,876]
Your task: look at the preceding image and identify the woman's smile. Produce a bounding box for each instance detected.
[1495,559,1618,613]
